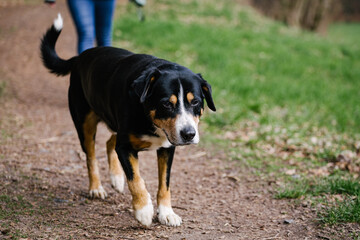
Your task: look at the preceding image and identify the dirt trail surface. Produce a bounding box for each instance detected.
[0,1,344,239]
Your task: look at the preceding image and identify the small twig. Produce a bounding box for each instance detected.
[172,205,187,211]
[31,167,58,174]
[263,233,280,240]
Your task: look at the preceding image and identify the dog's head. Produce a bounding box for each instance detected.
[133,64,216,146]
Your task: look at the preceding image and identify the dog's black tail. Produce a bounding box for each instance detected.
[41,13,76,76]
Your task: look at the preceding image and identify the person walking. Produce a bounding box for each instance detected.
[45,0,117,54]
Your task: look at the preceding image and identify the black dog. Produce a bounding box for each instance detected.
[41,14,216,227]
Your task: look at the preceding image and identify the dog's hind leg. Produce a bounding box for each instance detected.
[82,111,107,199]
[106,134,125,193]
[68,75,107,199]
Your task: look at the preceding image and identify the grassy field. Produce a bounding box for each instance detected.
[115,0,360,133]
[113,0,360,227]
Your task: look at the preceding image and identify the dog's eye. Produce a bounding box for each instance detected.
[163,101,173,109]
[191,99,200,107]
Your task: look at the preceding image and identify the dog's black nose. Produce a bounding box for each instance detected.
[180,126,196,142]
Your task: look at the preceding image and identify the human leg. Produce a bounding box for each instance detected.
[94,0,116,47]
[67,0,96,53]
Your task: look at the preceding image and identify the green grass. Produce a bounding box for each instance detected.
[0,194,34,219]
[275,182,309,199]
[276,177,360,224]
[113,0,360,226]
[114,0,360,133]
[276,177,360,199]
[328,22,360,47]
[321,197,360,225]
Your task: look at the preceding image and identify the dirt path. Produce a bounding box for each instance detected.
[0,1,339,239]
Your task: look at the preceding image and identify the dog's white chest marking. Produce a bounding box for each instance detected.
[140,128,172,150]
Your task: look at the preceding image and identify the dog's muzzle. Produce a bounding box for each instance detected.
[180,126,196,142]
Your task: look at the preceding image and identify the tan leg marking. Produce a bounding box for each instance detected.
[83,111,106,199]
[157,151,171,207]
[127,154,149,209]
[156,150,182,226]
[106,134,124,192]
[127,154,153,226]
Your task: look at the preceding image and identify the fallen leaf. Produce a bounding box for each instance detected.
[284,169,296,175]
[309,167,329,176]
[226,175,240,182]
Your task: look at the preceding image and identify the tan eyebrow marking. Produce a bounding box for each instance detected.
[186,92,194,104]
[169,94,177,105]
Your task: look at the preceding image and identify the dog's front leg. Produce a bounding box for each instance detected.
[115,141,153,227]
[156,147,182,226]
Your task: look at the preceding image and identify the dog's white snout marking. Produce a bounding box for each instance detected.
[175,85,199,144]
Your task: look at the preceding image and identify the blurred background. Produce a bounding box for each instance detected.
[251,0,360,34]
[0,0,359,236]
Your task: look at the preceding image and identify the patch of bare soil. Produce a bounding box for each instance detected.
[0,1,350,239]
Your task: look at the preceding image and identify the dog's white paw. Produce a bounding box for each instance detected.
[110,174,124,193]
[89,186,107,199]
[157,205,182,227]
[134,195,154,227]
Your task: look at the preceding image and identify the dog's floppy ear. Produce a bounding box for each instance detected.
[132,68,161,103]
[198,74,216,111]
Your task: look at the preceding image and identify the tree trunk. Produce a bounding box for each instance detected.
[251,0,336,33]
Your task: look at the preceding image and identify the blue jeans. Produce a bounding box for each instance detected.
[67,0,116,54]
